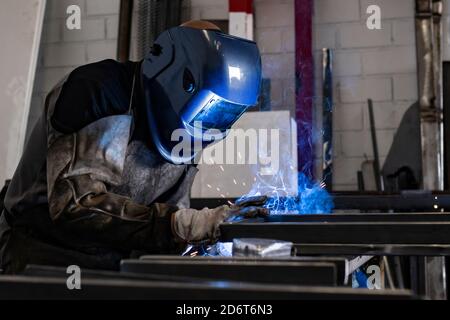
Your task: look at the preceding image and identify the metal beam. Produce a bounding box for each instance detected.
[191,192,450,211]
[121,259,339,287]
[294,0,314,177]
[220,221,450,245]
[0,275,416,300]
[264,213,450,223]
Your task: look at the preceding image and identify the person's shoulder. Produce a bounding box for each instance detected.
[50,59,139,134]
[67,59,136,84]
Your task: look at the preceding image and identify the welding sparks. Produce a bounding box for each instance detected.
[230,101,333,215]
[238,172,333,215]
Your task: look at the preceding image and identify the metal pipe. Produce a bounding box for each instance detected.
[322,48,333,191]
[415,0,446,300]
[357,171,365,191]
[368,99,384,191]
[383,257,395,290]
[117,0,134,62]
[415,0,443,190]
[294,0,314,178]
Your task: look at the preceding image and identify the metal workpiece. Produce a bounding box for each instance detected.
[219,213,450,252]
[220,220,450,245]
[232,238,293,258]
[24,260,344,288]
[0,275,416,300]
[264,212,450,223]
[329,191,450,211]
[290,244,450,257]
[138,255,355,284]
[121,259,339,287]
[191,191,450,212]
[219,211,450,299]
[23,264,211,284]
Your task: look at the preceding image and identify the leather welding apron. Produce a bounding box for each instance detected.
[0,208,125,274]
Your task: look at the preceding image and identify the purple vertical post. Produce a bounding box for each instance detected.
[295,0,314,178]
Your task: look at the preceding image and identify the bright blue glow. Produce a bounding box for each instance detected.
[266,173,333,214]
[228,66,242,81]
[353,269,369,288]
[190,98,247,130]
[238,172,334,215]
[232,96,333,214]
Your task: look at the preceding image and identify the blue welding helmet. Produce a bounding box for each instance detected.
[141,24,262,164]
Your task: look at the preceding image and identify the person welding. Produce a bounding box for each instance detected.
[0,20,268,274]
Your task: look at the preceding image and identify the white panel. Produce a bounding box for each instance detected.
[0,0,46,182]
[246,14,254,40]
[229,12,254,40]
[229,12,247,39]
[191,111,298,198]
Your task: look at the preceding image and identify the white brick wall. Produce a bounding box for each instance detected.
[62,18,105,42]
[189,0,229,20]
[359,0,414,19]
[393,74,418,100]
[47,0,86,19]
[315,0,360,24]
[314,0,418,190]
[42,43,86,67]
[339,22,392,48]
[362,46,416,74]
[86,0,120,16]
[27,0,119,136]
[86,40,117,62]
[392,19,415,46]
[334,51,362,76]
[254,2,294,28]
[333,104,364,131]
[339,77,392,103]
[314,25,336,49]
[28,0,423,192]
[254,0,295,115]
[257,28,283,54]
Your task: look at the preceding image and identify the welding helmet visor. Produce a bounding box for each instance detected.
[142,26,262,163]
[183,90,251,132]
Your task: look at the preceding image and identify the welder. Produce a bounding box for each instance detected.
[0,20,267,274]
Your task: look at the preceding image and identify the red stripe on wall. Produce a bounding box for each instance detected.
[295,0,314,178]
[229,0,253,13]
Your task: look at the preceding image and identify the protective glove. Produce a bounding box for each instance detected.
[172,195,269,244]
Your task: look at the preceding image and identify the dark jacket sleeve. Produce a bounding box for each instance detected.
[45,61,180,253]
[50,59,136,134]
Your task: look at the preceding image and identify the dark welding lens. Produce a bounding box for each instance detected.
[183,68,196,93]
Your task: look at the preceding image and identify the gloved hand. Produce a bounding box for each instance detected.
[172,195,269,244]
